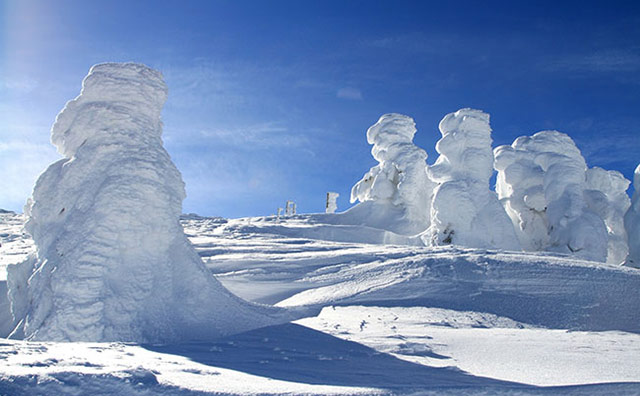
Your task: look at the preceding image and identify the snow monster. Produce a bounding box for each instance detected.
[7,63,289,342]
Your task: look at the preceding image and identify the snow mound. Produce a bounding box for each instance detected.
[625,164,640,268]
[348,114,434,235]
[275,247,640,333]
[423,109,520,251]
[495,131,608,262]
[7,63,289,342]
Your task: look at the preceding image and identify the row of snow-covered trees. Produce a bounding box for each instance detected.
[349,108,640,266]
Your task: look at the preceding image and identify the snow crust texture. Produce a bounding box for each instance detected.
[495,131,609,262]
[625,164,640,267]
[7,63,286,342]
[349,114,434,235]
[424,109,520,251]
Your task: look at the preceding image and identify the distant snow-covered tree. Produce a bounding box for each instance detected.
[494,131,608,262]
[423,108,520,250]
[494,143,548,251]
[346,113,435,235]
[584,167,631,265]
[624,164,640,268]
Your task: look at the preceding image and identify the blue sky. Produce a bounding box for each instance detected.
[1,0,639,217]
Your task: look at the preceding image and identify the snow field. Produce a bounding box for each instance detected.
[2,212,640,394]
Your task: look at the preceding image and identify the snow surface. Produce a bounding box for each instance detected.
[299,306,640,386]
[424,109,521,251]
[6,63,289,343]
[2,212,640,394]
[349,114,434,235]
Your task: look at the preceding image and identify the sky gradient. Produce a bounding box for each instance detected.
[1,0,639,217]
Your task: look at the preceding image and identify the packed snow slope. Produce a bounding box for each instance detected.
[2,211,640,395]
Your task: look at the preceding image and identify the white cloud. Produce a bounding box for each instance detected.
[178,121,309,149]
[336,87,363,100]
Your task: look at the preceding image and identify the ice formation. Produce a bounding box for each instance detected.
[423,108,520,250]
[348,113,434,235]
[494,131,608,262]
[6,63,288,342]
[585,167,631,264]
[625,164,640,268]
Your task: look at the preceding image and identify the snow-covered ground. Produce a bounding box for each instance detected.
[1,211,640,394]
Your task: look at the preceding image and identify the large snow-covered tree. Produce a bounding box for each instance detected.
[7,63,288,342]
[494,131,608,262]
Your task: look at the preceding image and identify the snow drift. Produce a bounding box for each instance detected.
[494,131,608,262]
[346,113,434,235]
[6,63,288,342]
[423,109,520,251]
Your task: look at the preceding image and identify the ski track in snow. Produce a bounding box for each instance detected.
[1,211,640,394]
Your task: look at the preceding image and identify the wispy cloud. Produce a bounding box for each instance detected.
[162,62,248,110]
[560,117,640,176]
[190,122,309,149]
[541,49,640,73]
[364,33,457,55]
[336,87,363,101]
[0,76,39,94]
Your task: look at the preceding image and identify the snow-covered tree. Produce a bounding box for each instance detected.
[624,164,640,268]
[423,108,520,250]
[7,63,287,342]
[584,167,630,265]
[494,144,548,251]
[494,131,608,262]
[348,113,435,235]
[326,192,339,214]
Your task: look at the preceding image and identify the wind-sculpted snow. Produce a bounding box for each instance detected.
[625,164,640,268]
[424,109,520,251]
[180,215,640,334]
[585,167,631,264]
[275,247,640,333]
[6,63,288,342]
[495,131,608,262]
[349,114,434,235]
